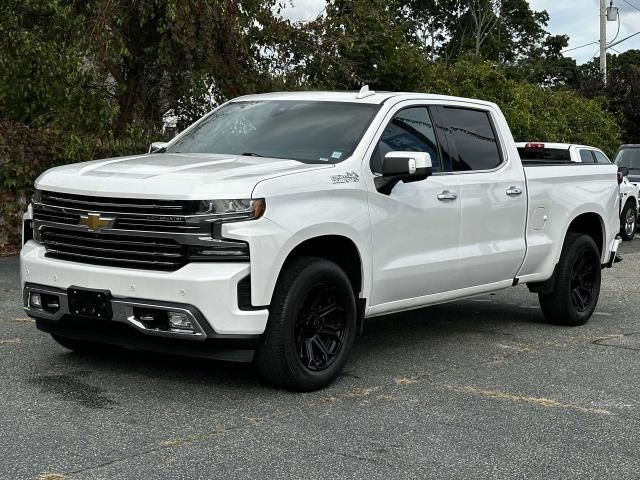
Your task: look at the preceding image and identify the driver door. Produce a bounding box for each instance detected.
[366,103,462,314]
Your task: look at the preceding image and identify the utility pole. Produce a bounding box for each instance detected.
[600,0,607,83]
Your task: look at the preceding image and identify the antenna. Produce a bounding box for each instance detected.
[356,85,375,99]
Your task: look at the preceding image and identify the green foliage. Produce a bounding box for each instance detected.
[576,50,640,145]
[418,61,620,155]
[0,0,626,249]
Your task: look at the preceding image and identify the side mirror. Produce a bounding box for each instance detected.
[618,166,629,177]
[148,141,168,154]
[375,151,433,195]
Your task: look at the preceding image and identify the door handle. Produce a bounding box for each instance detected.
[437,190,458,201]
[506,186,523,197]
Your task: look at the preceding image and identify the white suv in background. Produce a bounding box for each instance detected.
[517,142,638,241]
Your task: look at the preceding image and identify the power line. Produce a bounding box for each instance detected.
[619,0,640,13]
[562,41,599,53]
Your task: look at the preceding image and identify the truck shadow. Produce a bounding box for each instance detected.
[48,296,548,391]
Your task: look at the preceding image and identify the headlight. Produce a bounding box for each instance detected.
[194,198,265,219]
[188,198,265,262]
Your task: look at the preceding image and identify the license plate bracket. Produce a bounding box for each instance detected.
[67,286,113,320]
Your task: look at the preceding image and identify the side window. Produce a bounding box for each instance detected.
[371,107,441,173]
[579,150,596,163]
[593,150,611,164]
[437,107,502,171]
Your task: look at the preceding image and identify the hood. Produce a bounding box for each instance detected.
[35,153,334,199]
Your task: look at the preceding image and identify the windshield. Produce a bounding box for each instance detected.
[614,148,640,170]
[167,100,380,164]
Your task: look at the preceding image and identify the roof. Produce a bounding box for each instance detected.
[232,90,499,108]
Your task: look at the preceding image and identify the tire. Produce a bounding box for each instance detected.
[51,334,117,354]
[620,201,637,241]
[255,257,357,391]
[538,233,601,326]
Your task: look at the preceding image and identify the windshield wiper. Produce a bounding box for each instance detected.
[241,152,264,157]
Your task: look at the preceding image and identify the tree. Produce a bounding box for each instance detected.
[417,60,620,155]
[71,0,292,132]
[295,0,428,90]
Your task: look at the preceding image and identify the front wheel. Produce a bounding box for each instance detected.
[620,201,637,241]
[538,233,601,326]
[255,257,356,391]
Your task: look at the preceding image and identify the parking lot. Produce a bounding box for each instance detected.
[1,240,639,479]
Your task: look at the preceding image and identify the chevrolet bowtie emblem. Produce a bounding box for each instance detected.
[79,213,114,232]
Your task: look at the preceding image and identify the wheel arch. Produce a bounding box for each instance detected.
[564,212,605,257]
[527,212,605,295]
[277,235,364,299]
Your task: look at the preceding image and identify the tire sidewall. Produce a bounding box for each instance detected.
[620,202,637,241]
[559,236,602,324]
[276,260,356,389]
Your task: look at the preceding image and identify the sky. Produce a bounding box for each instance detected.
[282,0,640,64]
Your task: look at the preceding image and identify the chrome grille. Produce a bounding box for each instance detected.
[40,190,191,215]
[41,227,187,270]
[31,190,250,270]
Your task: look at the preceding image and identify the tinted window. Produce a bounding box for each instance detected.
[579,150,596,163]
[614,148,640,169]
[517,147,571,162]
[438,108,502,171]
[371,107,441,173]
[593,151,611,164]
[167,101,379,164]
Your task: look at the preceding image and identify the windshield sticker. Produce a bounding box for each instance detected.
[331,151,343,160]
[331,171,360,184]
[319,157,329,162]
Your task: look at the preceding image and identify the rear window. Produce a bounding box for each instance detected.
[517,147,571,162]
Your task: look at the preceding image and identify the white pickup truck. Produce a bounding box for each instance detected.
[517,142,639,241]
[21,90,622,391]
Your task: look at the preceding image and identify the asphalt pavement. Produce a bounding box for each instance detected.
[1,241,640,480]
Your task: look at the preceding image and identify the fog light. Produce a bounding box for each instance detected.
[168,312,193,330]
[30,292,42,308]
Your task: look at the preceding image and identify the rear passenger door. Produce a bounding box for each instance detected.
[430,105,527,289]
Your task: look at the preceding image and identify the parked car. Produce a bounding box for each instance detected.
[614,144,640,186]
[22,90,622,391]
[517,142,638,241]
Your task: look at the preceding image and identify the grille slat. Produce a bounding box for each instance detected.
[40,230,182,250]
[41,227,188,271]
[41,191,191,215]
[32,207,79,225]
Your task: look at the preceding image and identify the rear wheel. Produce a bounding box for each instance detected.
[538,233,601,326]
[255,257,356,391]
[620,201,637,241]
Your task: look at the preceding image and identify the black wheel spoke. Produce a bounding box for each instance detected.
[294,281,347,372]
[570,249,598,313]
[319,324,342,339]
[316,303,343,319]
[304,338,316,369]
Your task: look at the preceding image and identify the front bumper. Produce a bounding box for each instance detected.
[21,241,269,336]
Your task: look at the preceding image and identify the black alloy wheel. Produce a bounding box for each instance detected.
[294,282,346,372]
[255,257,356,391]
[538,233,601,326]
